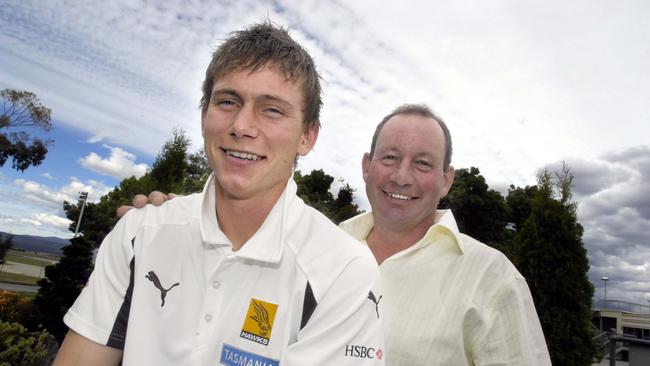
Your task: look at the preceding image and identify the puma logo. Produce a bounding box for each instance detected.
[367,291,382,318]
[145,270,180,307]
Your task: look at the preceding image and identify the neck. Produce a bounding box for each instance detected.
[366,215,434,265]
[214,184,285,251]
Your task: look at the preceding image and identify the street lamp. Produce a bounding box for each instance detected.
[601,276,609,305]
[74,192,89,237]
[599,276,609,331]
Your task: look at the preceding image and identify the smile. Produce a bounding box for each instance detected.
[223,149,264,161]
[385,191,415,200]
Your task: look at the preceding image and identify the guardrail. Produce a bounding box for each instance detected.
[607,329,650,366]
[594,300,650,314]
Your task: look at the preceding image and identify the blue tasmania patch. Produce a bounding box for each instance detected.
[220,343,279,366]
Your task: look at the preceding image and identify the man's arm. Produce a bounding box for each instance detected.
[472,274,551,365]
[61,207,143,364]
[53,330,123,366]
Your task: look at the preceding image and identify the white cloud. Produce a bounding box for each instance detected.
[21,212,71,228]
[79,145,149,180]
[2,176,112,238]
[0,215,16,224]
[42,172,57,180]
[13,177,113,207]
[547,146,650,304]
[14,178,73,206]
[86,134,105,144]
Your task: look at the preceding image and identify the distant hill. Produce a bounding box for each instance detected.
[0,231,69,256]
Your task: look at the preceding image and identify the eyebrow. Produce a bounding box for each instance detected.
[378,146,437,160]
[210,88,296,112]
[210,88,241,101]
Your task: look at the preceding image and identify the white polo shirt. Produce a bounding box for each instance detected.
[64,174,385,365]
[340,210,551,366]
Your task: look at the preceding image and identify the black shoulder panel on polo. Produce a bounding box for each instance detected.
[300,281,317,330]
[107,236,136,349]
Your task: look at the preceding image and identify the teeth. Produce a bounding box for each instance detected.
[227,150,261,161]
[388,192,413,200]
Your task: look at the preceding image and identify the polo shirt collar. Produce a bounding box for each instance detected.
[342,209,466,255]
[199,173,296,264]
[428,209,465,254]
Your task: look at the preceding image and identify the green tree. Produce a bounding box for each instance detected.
[95,129,210,223]
[0,321,51,366]
[295,169,334,216]
[506,184,538,232]
[0,234,13,264]
[31,236,95,343]
[149,128,191,193]
[0,89,53,172]
[330,182,363,224]
[185,148,211,193]
[439,167,509,252]
[294,169,363,224]
[511,165,596,366]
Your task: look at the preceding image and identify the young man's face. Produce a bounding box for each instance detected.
[202,64,318,203]
[362,113,454,232]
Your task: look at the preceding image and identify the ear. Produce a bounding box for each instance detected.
[200,109,207,137]
[440,165,455,198]
[362,153,371,182]
[297,125,319,156]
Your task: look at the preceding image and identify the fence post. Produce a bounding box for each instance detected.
[609,328,617,366]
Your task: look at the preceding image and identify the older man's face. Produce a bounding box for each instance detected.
[362,114,454,231]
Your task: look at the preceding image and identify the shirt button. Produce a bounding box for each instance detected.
[212,281,221,289]
[204,314,212,322]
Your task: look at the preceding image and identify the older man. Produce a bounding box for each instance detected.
[54,22,384,366]
[339,104,551,365]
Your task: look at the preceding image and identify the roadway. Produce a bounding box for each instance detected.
[0,282,38,293]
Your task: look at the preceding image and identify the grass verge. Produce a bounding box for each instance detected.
[0,271,41,285]
[6,251,56,267]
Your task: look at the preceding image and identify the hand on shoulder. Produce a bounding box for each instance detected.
[116,191,181,218]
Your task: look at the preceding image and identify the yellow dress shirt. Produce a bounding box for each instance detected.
[340,210,551,366]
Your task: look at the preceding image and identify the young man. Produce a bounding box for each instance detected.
[54,23,384,366]
[339,104,551,365]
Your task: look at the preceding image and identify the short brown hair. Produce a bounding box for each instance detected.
[200,22,322,129]
[369,104,453,170]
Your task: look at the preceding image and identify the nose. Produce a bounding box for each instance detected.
[229,105,258,139]
[390,160,414,187]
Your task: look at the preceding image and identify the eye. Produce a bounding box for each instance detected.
[381,154,398,164]
[217,99,238,108]
[416,160,434,171]
[263,106,285,117]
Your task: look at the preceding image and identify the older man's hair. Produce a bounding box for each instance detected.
[200,21,322,129]
[369,104,453,170]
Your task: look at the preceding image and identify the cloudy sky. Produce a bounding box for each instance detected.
[1,0,648,305]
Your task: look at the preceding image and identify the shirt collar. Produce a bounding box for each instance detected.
[199,173,297,264]
[340,209,466,255]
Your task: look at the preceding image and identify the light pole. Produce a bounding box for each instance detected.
[599,276,609,332]
[74,192,89,237]
[601,276,609,305]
